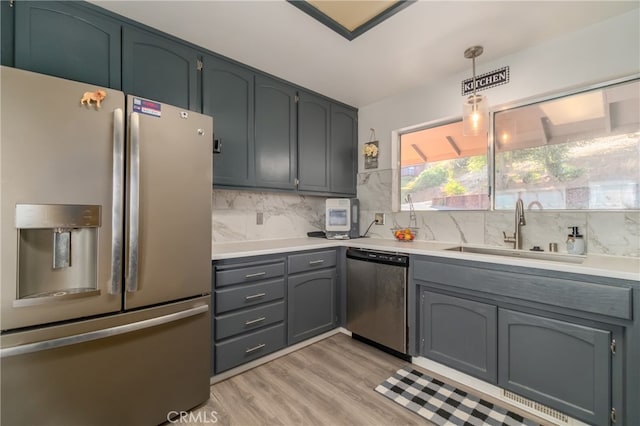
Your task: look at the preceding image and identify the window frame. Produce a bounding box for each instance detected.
[395,73,640,213]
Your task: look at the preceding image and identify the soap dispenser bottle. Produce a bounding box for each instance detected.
[566,226,585,255]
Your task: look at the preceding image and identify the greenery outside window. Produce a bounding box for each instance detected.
[494,79,639,210]
[399,78,639,211]
[400,121,489,210]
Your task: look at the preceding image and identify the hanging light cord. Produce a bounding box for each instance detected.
[471,54,477,112]
[464,46,483,114]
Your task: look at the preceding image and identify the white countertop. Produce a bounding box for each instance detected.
[213,237,640,282]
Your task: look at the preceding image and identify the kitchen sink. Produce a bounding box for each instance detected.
[445,246,586,264]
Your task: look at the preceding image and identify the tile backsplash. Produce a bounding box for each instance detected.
[358,169,640,258]
[212,173,640,258]
[212,189,326,242]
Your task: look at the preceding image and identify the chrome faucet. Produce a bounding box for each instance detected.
[503,199,526,249]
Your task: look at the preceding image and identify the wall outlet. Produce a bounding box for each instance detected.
[256,212,263,225]
[374,213,385,225]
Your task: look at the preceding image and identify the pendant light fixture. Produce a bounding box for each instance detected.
[463,45,488,136]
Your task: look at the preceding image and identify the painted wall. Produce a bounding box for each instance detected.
[356,10,640,257]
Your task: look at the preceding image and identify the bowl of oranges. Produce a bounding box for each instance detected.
[391,227,418,242]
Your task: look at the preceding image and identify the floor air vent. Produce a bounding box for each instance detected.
[503,390,569,424]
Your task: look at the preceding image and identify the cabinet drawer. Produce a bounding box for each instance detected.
[215,301,285,340]
[215,262,285,288]
[214,323,285,373]
[414,258,633,320]
[288,250,337,274]
[215,279,284,314]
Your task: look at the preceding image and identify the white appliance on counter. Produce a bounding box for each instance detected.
[325,198,359,239]
[0,66,212,425]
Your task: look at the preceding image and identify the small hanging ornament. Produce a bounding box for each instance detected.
[363,128,378,169]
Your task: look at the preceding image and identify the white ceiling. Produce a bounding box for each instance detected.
[90,0,639,108]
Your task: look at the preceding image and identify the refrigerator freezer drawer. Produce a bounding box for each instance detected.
[1,297,211,426]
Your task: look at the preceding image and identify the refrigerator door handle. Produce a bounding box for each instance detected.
[0,304,209,358]
[110,108,125,295]
[126,112,140,293]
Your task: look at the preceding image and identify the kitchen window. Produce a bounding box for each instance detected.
[400,77,639,211]
[494,78,639,210]
[400,120,489,210]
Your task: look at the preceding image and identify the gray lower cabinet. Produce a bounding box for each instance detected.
[413,255,634,425]
[215,301,285,340]
[498,309,611,425]
[420,290,497,383]
[288,269,337,344]
[215,323,286,373]
[215,279,285,314]
[212,249,340,374]
[287,250,338,344]
[212,258,286,374]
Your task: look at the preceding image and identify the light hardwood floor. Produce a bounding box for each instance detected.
[191,333,426,426]
[186,333,549,426]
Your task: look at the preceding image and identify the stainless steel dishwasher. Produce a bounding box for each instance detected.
[346,248,409,359]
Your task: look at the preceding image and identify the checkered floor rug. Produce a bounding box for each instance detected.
[375,366,539,426]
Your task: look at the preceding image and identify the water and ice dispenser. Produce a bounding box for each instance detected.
[15,204,101,305]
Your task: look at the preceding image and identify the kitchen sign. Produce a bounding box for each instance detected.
[461,66,509,95]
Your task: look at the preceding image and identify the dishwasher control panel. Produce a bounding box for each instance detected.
[346,248,408,267]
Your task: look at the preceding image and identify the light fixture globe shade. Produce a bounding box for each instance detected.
[463,94,488,136]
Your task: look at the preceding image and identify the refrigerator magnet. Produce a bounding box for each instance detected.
[80,90,107,109]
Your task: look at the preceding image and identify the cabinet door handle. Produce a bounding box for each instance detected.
[245,317,266,326]
[245,272,267,278]
[245,292,266,300]
[309,259,325,265]
[245,343,265,354]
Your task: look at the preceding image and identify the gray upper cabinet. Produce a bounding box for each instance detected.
[498,309,612,425]
[330,104,357,196]
[298,91,358,196]
[122,26,200,111]
[14,1,121,88]
[202,54,255,187]
[420,290,497,383]
[254,75,297,190]
[7,0,357,194]
[1,1,14,66]
[298,91,331,193]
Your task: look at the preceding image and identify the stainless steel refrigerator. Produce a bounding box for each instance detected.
[0,66,213,425]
